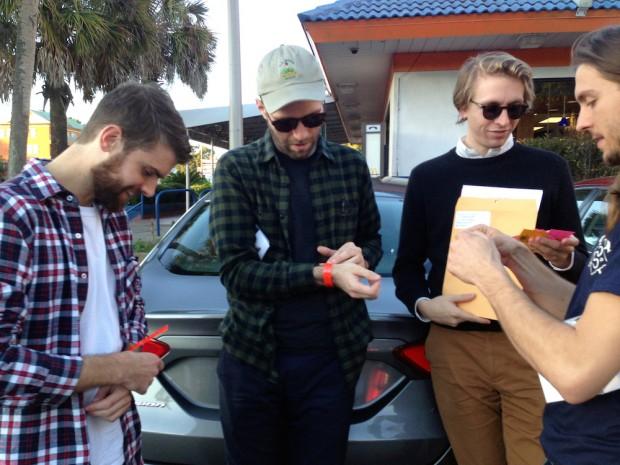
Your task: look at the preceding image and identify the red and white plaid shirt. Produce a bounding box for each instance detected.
[0,159,146,464]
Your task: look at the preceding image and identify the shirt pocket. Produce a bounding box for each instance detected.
[328,198,360,246]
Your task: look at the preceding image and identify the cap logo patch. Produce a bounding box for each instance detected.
[279,59,297,80]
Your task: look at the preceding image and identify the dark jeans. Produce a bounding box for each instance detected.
[218,349,354,465]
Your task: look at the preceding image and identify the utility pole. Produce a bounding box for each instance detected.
[227,0,243,149]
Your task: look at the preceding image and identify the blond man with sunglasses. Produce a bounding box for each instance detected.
[393,52,587,465]
[209,45,382,465]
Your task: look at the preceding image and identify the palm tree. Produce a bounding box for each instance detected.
[6,0,40,178]
[0,0,216,163]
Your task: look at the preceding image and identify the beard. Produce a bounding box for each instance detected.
[601,125,620,167]
[91,152,133,212]
[605,151,620,167]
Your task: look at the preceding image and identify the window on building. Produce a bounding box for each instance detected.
[515,78,578,140]
[30,127,36,137]
[27,144,39,155]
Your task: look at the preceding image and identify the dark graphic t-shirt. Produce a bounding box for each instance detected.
[541,223,620,465]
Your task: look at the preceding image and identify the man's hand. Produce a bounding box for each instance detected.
[332,263,381,299]
[114,351,164,394]
[85,385,132,421]
[77,351,164,395]
[418,294,490,327]
[528,235,579,269]
[317,242,367,267]
[447,228,506,290]
[315,262,381,299]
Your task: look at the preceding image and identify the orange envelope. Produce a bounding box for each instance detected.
[442,196,539,320]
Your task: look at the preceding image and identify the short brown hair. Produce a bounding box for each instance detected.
[453,51,535,123]
[78,82,192,164]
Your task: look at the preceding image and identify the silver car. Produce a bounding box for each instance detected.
[136,191,455,465]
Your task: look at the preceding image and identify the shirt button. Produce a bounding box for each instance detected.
[75,233,82,239]
[81,272,88,279]
[66,195,74,202]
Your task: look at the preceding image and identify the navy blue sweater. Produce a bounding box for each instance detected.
[393,143,587,331]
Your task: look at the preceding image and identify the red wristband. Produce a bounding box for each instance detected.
[323,262,334,288]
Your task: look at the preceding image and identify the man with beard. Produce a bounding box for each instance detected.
[209,45,382,465]
[447,25,620,465]
[0,82,191,465]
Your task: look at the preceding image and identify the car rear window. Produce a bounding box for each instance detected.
[159,195,402,277]
[159,202,221,275]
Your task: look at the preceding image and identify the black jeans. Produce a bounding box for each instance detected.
[218,349,354,465]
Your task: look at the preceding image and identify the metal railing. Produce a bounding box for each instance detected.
[154,189,197,236]
[125,194,145,221]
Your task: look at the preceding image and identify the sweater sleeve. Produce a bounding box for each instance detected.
[393,167,431,314]
[545,157,588,283]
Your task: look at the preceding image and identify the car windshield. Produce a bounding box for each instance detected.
[582,191,608,250]
[574,187,594,209]
[158,194,403,278]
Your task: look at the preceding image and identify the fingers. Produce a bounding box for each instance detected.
[319,242,366,266]
[422,294,491,327]
[118,352,164,394]
[317,245,336,258]
[447,293,477,304]
[457,308,492,325]
[332,263,381,299]
[89,385,111,403]
[85,386,132,421]
[529,236,575,267]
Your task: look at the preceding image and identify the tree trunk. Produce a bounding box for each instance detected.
[8,0,40,178]
[49,88,68,158]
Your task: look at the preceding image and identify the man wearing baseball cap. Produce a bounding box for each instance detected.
[209,44,382,464]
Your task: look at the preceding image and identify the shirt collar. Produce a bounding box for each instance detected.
[456,135,514,159]
[17,158,67,201]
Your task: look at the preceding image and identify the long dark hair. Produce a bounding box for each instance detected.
[572,25,620,231]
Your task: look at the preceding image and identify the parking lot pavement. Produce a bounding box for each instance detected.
[130,215,180,261]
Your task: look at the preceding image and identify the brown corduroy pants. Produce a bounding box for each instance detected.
[426,324,546,465]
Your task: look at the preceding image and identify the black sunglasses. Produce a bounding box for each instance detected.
[267,112,326,132]
[470,100,528,120]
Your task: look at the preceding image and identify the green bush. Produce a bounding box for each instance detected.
[133,239,158,253]
[522,133,614,181]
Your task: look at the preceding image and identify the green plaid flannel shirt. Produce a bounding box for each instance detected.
[209,131,382,387]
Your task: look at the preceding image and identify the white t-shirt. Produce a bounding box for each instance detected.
[79,206,124,465]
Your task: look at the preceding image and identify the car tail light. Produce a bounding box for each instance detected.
[353,361,401,408]
[365,365,390,403]
[394,343,431,375]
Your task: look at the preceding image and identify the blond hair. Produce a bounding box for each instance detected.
[453,51,535,123]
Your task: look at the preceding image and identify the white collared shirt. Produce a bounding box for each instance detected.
[456,135,514,159]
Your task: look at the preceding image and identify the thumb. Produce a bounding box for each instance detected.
[449,293,477,304]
